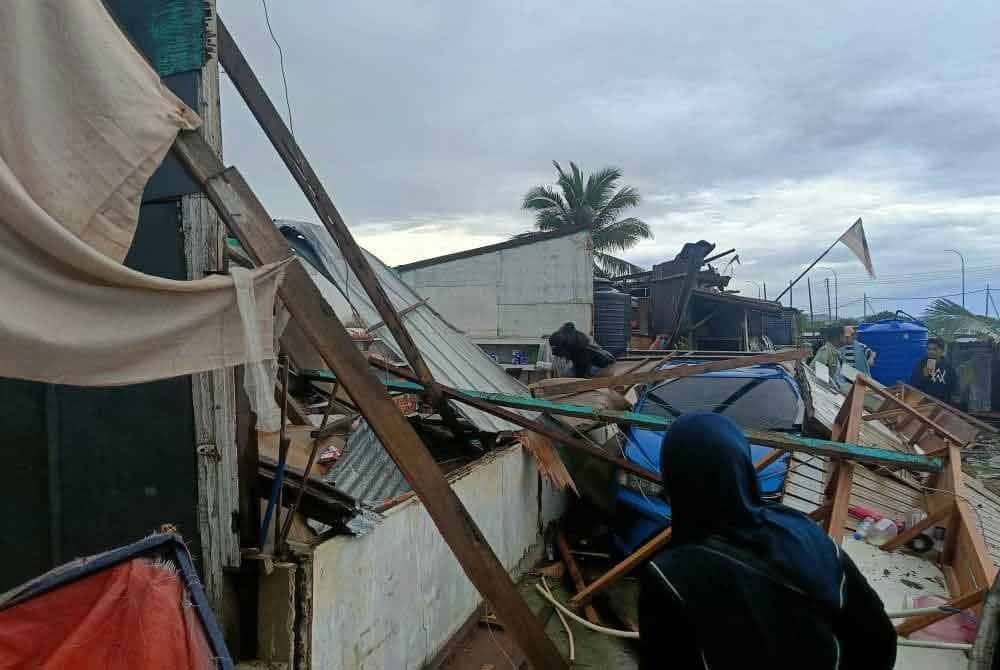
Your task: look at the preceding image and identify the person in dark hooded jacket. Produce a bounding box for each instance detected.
[639,413,896,669]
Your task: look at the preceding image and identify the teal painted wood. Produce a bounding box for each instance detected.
[300,369,943,472]
[105,0,207,77]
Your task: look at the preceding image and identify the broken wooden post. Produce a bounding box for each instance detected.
[555,532,602,625]
[172,134,567,668]
[824,381,864,541]
[570,528,672,610]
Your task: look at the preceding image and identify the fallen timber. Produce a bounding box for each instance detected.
[300,368,944,473]
[532,348,809,397]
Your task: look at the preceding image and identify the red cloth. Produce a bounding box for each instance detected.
[0,559,215,669]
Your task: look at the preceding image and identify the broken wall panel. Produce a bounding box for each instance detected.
[310,445,559,669]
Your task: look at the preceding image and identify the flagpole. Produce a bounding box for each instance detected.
[775,218,862,302]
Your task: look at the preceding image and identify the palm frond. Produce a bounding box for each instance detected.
[584,166,622,210]
[552,161,582,211]
[594,251,645,278]
[592,186,641,229]
[592,217,652,253]
[923,299,1000,342]
[521,185,573,231]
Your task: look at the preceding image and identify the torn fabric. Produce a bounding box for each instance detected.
[0,0,288,386]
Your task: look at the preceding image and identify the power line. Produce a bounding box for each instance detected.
[837,286,993,308]
[260,0,295,136]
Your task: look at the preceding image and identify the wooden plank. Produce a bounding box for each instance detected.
[182,19,239,613]
[215,19,448,413]
[825,463,854,541]
[895,588,988,637]
[364,297,430,333]
[534,349,809,398]
[881,503,956,552]
[898,382,999,434]
[753,449,785,472]
[171,134,567,669]
[862,402,934,422]
[823,382,859,540]
[857,376,968,446]
[570,528,672,610]
[555,532,601,625]
[443,385,663,485]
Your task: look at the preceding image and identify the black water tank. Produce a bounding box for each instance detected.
[594,280,630,357]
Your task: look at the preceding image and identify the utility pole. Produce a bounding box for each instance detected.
[987,284,990,317]
[807,277,815,328]
[763,281,768,301]
[789,280,793,310]
[945,249,965,308]
[825,278,832,325]
[863,293,867,320]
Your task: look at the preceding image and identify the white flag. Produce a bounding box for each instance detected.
[838,218,875,278]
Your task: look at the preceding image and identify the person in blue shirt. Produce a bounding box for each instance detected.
[639,413,895,669]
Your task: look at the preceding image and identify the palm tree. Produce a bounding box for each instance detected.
[521,161,652,277]
[923,299,1000,342]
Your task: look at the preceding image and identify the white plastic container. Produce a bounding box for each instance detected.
[867,518,899,546]
[854,517,875,541]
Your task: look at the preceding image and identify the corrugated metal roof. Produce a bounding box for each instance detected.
[324,420,410,505]
[277,219,531,433]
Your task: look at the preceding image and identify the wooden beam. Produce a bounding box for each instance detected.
[171,133,567,668]
[215,19,448,414]
[856,376,968,447]
[862,402,934,422]
[442,384,664,485]
[825,462,854,542]
[305,365,946,473]
[364,297,430,333]
[880,503,955,553]
[825,381,864,541]
[555,532,601,625]
[570,528,672,610]
[753,449,785,472]
[809,502,833,522]
[533,349,809,398]
[895,588,988,637]
[898,382,999,434]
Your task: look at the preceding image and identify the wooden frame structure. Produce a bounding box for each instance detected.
[814,374,998,639]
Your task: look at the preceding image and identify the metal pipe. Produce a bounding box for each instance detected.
[887,605,962,618]
[897,638,972,652]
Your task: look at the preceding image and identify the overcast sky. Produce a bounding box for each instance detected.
[218,1,1000,318]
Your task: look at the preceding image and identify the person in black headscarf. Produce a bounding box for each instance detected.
[639,413,896,669]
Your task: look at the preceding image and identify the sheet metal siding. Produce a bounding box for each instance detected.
[399,230,593,339]
[324,421,409,505]
[311,446,551,669]
[279,220,530,433]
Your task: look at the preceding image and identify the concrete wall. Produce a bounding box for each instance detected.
[309,445,565,669]
[400,230,593,340]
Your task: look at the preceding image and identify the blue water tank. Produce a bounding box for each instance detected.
[857,318,928,386]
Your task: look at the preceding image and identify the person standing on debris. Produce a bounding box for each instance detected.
[639,413,896,670]
[840,325,876,376]
[910,337,958,404]
[548,322,614,378]
[811,326,844,381]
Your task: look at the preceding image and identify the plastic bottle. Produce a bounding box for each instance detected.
[867,518,899,546]
[854,517,875,541]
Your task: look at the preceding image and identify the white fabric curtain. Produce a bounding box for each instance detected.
[0,0,287,387]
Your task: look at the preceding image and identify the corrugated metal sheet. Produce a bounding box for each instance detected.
[278,220,532,433]
[324,420,410,505]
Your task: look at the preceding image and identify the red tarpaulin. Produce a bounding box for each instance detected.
[0,558,216,669]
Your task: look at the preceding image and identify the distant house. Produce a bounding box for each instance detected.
[397,225,594,369]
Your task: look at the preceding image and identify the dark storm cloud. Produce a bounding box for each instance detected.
[218,1,1000,315]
